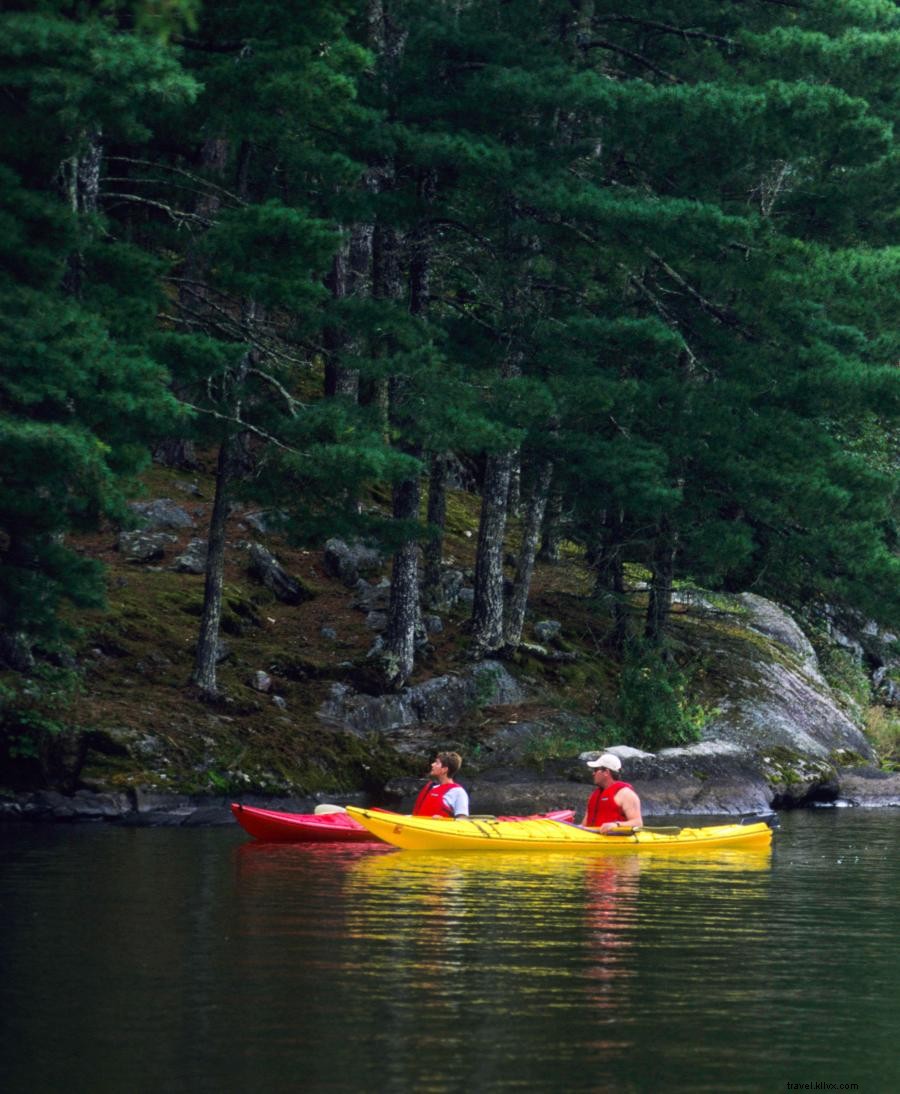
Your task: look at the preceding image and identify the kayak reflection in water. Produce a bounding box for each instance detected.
[412,751,470,818]
[581,752,643,833]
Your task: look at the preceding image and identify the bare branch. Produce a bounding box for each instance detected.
[101,191,213,227]
[579,38,681,83]
[247,367,310,414]
[180,401,296,452]
[646,249,757,340]
[106,155,244,205]
[591,15,736,49]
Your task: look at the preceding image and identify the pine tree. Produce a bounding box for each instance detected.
[0,2,197,663]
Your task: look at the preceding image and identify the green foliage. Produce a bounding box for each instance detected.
[817,645,872,713]
[523,721,601,772]
[607,643,717,752]
[865,706,900,769]
[0,665,82,762]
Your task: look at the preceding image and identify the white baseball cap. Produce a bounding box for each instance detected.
[586,752,622,772]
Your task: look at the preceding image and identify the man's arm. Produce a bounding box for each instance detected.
[598,788,643,833]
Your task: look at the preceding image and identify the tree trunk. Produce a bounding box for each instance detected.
[323,225,367,400]
[191,438,235,697]
[155,136,230,470]
[423,452,449,607]
[470,451,513,657]
[60,125,102,296]
[504,459,553,648]
[507,458,521,516]
[384,452,422,687]
[645,520,678,647]
[592,508,629,653]
[538,488,563,562]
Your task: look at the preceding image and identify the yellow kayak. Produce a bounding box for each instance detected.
[344,807,775,853]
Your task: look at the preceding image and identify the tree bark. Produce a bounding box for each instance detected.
[191,437,235,697]
[538,487,563,562]
[470,451,513,657]
[323,224,368,400]
[423,452,449,607]
[592,507,629,653]
[60,125,102,297]
[504,459,553,648]
[384,449,422,687]
[645,519,678,647]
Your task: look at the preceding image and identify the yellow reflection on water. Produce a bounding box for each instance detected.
[337,845,773,1031]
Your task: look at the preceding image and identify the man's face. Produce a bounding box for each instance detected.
[592,765,612,787]
[431,757,448,779]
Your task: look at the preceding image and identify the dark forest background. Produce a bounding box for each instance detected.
[2,1,898,791]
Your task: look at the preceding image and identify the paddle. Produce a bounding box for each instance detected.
[582,824,684,836]
[313,803,347,815]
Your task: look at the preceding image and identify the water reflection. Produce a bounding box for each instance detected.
[5,813,897,1092]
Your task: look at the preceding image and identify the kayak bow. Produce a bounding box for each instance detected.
[231,802,575,843]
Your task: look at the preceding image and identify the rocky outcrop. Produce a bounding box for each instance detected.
[691,592,874,765]
[318,660,525,739]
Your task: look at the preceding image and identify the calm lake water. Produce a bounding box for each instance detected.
[1,809,897,1094]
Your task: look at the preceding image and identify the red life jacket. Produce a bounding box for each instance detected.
[412,781,461,817]
[586,780,633,826]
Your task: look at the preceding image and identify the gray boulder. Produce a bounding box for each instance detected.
[128,498,195,530]
[317,660,525,736]
[323,538,382,586]
[117,530,177,562]
[353,577,391,612]
[247,543,312,604]
[534,620,562,643]
[172,538,208,574]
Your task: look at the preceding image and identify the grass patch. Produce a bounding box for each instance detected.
[865,705,900,769]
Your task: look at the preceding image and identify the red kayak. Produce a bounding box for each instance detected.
[231,802,575,843]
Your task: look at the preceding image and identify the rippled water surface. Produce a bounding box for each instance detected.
[1,810,897,1093]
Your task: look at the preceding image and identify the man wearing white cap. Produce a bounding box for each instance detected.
[581,752,643,833]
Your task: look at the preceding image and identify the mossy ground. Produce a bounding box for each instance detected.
[29,460,621,796]
[5,457,892,796]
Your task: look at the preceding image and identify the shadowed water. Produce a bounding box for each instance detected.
[1,810,897,1093]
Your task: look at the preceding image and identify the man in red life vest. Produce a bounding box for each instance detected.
[412,751,470,818]
[580,752,643,833]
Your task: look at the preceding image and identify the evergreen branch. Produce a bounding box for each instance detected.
[165,292,315,373]
[421,218,497,255]
[579,38,681,83]
[173,38,249,54]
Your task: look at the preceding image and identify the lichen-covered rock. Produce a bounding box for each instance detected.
[172,538,208,574]
[128,499,195,530]
[317,660,525,735]
[117,530,177,562]
[323,538,382,586]
[247,542,312,604]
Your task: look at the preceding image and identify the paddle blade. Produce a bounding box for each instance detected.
[313,803,347,815]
